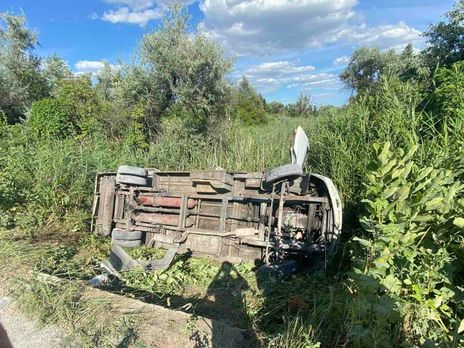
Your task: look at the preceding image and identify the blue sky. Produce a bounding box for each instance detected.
[0,0,455,105]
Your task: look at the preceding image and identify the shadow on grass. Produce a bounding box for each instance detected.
[99,253,259,347]
[33,238,403,347]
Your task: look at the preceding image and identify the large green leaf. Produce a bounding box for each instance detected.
[425,197,444,211]
[458,319,464,334]
[353,236,373,249]
[453,217,464,228]
[381,274,402,296]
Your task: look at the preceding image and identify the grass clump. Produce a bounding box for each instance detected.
[13,275,140,347]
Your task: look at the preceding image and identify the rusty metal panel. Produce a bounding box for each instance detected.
[95,175,116,236]
[136,196,197,209]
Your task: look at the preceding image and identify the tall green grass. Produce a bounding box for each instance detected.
[0,115,313,234]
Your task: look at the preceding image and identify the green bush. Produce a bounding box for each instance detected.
[235,95,267,125]
[233,76,267,125]
[27,76,103,140]
[28,98,73,139]
[352,142,463,346]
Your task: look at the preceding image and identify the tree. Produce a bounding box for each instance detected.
[0,13,47,123]
[287,93,313,117]
[266,101,286,115]
[396,44,430,83]
[423,0,464,70]
[233,76,267,125]
[28,75,103,138]
[138,4,232,130]
[96,62,121,101]
[340,45,428,92]
[340,47,397,91]
[41,55,72,93]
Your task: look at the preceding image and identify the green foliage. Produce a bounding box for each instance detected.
[0,13,47,123]
[287,93,314,118]
[53,76,103,136]
[267,316,321,348]
[266,101,286,115]
[139,4,232,127]
[432,61,464,134]
[306,75,424,215]
[28,76,103,140]
[233,76,267,125]
[340,45,429,92]
[353,142,463,345]
[340,47,397,91]
[122,246,255,296]
[28,98,73,139]
[423,0,464,69]
[41,54,72,93]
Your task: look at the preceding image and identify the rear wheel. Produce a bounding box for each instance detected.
[116,174,148,186]
[112,229,143,241]
[117,165,147,177]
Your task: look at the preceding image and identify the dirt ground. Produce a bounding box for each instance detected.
[0,278,257,348]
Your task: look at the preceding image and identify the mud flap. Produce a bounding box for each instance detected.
[104,244,180,276]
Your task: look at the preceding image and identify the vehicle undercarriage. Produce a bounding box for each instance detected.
[91,127,342,272]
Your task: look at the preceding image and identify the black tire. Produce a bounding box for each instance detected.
[117,165,147,178]
[112,229,143,241]
[116,174,148,186]
[112,239,142,248]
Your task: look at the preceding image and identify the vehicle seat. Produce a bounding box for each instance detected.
[262,126,309,186]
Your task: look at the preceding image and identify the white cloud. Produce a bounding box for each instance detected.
[100,0,193,26]
[330,21,424,51]
[102,6,162,26]
[199,0,358,55]
[199,0,423,56]
[333,56,350,66]
[74,60,120,75]
[248,61,315,74]
[240,60,339,92]
[75,60,106,73]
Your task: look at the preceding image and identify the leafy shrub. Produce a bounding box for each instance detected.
[235,95,267,125]
[353,142,464,346]
[266,101,286,116]
[28,76,103,140]
[233,76,267,125]
[28,98,73,139]
[53,76,102,136]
